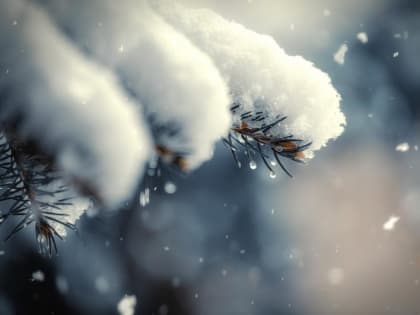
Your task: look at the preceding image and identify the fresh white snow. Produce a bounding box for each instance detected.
[0,0,151,207]
[155,2,346,157]
[38,0,231,170]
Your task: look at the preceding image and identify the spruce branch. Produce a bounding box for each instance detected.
[0,130,78,256]
[225,103,311,177]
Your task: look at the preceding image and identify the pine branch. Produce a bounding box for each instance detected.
[225,104,311,177]
[0,131,77,256]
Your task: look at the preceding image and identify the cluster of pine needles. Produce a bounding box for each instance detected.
[225,103,312,177]
[0,131,76,256]
[0,103,312,255]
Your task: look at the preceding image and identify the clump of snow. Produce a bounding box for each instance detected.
[0,0,151,207]
[39,0,231,170]
[383,215,400,231]
[356,32,368,44]
[334,43,348,65]
[117,295,137,315]
[395,142,410,152]
[393,51,399,58]
[154,2,346,157]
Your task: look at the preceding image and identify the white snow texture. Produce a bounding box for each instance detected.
[0,0,346,236]
[154,1,346,157]
[38,0,232,170]
[0,0,151,207]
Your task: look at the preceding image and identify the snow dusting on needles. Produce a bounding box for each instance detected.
[155,2,346,157]
[334,43,348,65]
[117,295,137,315]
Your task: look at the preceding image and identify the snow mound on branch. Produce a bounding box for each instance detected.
[0,0,151,207]
[154,1,346,157]
[39,0,231,170]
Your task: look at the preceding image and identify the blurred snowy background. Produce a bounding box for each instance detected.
[1,0,420,314]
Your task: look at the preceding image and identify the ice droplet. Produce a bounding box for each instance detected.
[269,171,277,179]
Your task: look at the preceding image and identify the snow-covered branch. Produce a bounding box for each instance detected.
[0,0,346,254]
[0,0,151,206]
[154,1,346,172]
[38,0,232,170]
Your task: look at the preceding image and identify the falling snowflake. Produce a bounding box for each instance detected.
[383,216,400,231]
[395,142,409,152]
[117,295,137,315]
